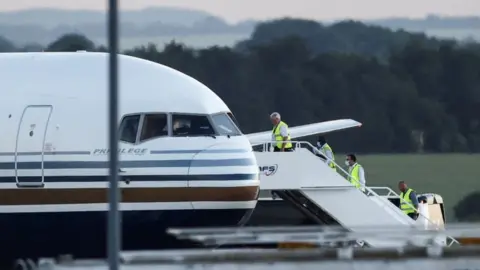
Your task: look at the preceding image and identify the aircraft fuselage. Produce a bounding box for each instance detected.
[0,52,260,263]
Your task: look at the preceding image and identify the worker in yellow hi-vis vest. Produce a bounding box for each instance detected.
[398,181,419,220]
[345,153,366,192]
[270,112,293,152]
[317,136,336,172]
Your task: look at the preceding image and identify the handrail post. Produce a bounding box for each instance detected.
[107,0,121,269]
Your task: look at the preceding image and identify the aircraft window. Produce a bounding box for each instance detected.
[172,114,215,136]
[140,114,168,142]
[227,112,242,132]
[119,115,140,143]
[211,113,241,136]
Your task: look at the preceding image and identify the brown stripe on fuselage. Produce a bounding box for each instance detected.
[0,186,259,205]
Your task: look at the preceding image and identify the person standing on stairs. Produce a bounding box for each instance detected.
[316,135,336,172]
[345,154,366,192]
[270,112,293,152]
[398,181,419,220]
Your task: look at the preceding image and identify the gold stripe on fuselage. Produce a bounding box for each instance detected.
[0,186,259,205]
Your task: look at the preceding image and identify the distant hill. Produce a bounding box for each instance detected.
[363,15,480,41]
[0,7,256,47]
[365,14,480,30]
[0,7,213,28]
[0,8,478,49]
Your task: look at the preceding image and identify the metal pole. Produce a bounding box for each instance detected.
[107,0,120,269]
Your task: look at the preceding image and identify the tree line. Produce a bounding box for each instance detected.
[1,19,480,154]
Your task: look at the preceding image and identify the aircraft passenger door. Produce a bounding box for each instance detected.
[15,105,53,188]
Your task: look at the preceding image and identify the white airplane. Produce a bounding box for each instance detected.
[0,52,361,261]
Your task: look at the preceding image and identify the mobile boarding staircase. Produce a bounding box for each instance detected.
[254,141,459,248]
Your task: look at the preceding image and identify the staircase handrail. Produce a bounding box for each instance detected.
[367,186,397,197]
[258,140,459,246]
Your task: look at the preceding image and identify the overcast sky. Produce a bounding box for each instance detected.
[3,0,479,23]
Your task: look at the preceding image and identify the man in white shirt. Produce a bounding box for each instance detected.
[316,135,336,171]
[345,154,366,192]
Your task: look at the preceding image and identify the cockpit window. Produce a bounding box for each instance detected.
[172,114,215,136]
[140,113,168,142]
[119,114,140,143]
[228,112,242,131]
[211,113,241,136]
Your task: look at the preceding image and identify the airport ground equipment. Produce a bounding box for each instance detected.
[254,141,458,247]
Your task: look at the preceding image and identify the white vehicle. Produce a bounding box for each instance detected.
[0,52,359,261]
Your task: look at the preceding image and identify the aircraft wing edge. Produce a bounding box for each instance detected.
[247,119,361,146]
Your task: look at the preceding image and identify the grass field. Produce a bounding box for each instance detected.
[354,154,480,222]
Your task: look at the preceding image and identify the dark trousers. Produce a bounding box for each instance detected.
[407,213,419,220]
[273,146,293,152]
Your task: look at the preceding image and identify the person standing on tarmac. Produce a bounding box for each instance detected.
[345,154,366,192]
[317,136,336,171]
[270,112,293,152]
[398,181,419,220]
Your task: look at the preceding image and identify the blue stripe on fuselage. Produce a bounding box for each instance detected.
[0,158,256,170]
[0,148,252,156]
[0,173,259,183]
